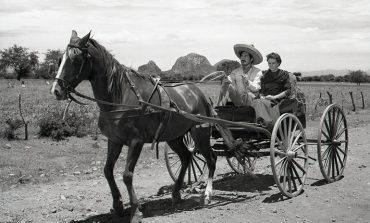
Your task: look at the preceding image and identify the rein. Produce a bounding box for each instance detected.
[68,88,141,108]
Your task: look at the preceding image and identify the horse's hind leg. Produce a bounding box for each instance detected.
[123,138,144,223]
[104,140,124,216]
[191,127,217,205]
[167,137,192,205]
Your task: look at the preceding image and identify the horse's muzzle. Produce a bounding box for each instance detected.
[51,81,67,100]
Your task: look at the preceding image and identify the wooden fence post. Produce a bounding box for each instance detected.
[360,92,365,109]
[18,94,28,140]
[315,92,321,110]
[349,92,356,112]
[327,91,333,104]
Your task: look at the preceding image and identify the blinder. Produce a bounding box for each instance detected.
[54,42,91,105]
[55,43,91,91]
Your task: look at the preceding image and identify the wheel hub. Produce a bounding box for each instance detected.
[287,151,296,160]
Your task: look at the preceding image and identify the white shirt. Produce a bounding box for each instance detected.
[229,66,262,96]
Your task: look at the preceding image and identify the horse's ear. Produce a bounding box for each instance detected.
[80,31,91,46]
[71,30,78,41]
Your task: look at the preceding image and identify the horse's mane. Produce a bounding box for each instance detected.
[88,38,153,102]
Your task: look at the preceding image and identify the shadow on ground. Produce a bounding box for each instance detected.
[70,194,256,223]
[71,173,274,223]
[213,172,276,193]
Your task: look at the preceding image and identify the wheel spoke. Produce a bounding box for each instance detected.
[321,130,330,141]
[321,144,332,160]
[282,160,288,190]
[192,157,204,174]
[335,127,347,140]
[291,159,306,174]
[191,160,198,182]
[287,117,293,148]
[336,146,347,157]
[326,151,332,177]
[289,164,297,192]
[174,164,181,178]
[335,148,344,170]
[170,158,181,167]
[324,118,331,139]
[331,150,336,179]
[335,115,345,137]
[333,150,340,176]
[283,119,288,141]
[287,164,292,193]
[275,156,286,167]
[293,143,306,153]
[291,163,303,185]
[193,154,207,163]
[291,131,303,150]
[331,108,338,136]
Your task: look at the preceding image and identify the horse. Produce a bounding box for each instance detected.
[51,30,216,223]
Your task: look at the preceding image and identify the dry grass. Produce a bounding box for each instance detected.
[0,79,369,191]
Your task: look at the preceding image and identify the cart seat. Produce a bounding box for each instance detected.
[214,103,256,122]
[279,98,306,128]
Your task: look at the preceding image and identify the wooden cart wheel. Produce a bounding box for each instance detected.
[226,156,257,174]
[318,104,348,183]
[270,113,309,197]
[164,132,208,185]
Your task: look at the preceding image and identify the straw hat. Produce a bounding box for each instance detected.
[233,44,263,65]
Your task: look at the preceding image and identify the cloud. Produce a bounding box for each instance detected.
[1,0,370,71]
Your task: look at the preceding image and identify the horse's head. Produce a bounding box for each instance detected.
[51,30,93,100]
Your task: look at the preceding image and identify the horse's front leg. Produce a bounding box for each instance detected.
[123,138,144,223]
[167,138,192,205]
[104,140,124,216]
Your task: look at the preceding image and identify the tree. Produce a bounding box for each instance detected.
[0,45,39,80]
[37,49,63,79]
[348,70,367,85]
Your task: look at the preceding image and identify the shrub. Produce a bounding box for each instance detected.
[1,118,23,140]
[38,106,95,141]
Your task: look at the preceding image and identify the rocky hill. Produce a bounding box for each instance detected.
[138,60,161,76]
[169,53,215,79]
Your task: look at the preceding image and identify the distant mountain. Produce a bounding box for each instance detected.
[301,69,351,77]
[170,53,215,78]
[138,60,161,76]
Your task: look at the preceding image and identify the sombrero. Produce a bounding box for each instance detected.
[233,44,263,65]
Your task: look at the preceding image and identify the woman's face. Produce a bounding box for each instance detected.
[240,51,252,66]
[267,58,280,71]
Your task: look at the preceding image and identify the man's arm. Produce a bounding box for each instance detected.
[244,70,262,93]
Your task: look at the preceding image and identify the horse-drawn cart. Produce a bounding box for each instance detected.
[163,99,348,197]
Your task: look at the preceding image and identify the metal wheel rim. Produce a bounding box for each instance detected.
[226,156,257,174]
[164,132,208,184]
[270,113,309,197]
[317,104,348,183]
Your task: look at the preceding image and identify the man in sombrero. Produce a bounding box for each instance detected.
[217,44,263,106]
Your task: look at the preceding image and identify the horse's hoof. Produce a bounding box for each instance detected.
[203,197,211,206]
[131,209,143,223]
[172,191,182,205]
[112,200,125,216]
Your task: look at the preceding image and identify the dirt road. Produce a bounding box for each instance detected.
[1,114,370,223]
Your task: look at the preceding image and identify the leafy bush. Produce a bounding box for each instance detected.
[1,118,23,140]
[38,106,95,141]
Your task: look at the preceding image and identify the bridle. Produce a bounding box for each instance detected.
[54,42,161,109]
[54,43,91,105]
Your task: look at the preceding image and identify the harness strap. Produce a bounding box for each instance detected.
[70,88,140,108]
[147,79,160,103]
[124,68,144,103]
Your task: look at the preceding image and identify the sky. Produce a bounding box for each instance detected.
[1,0,369,72]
